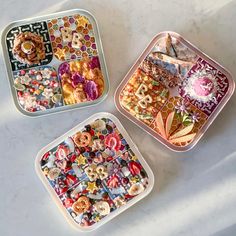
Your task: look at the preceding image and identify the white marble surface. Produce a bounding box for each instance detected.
[1,0,236,235]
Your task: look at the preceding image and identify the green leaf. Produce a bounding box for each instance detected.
[134,106,139,114]
[182,114,189,122]
[152,80,159,86]
[125,102,132,109]
[182,120,193,126]
[160,89,168,97]
[139,114,153,120]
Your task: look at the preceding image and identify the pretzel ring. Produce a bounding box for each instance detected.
[73,132,91,147]
[72,196,91,214]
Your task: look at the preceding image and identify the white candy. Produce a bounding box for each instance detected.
[72,164,83,178]
[121,166,130,176]
[64,137,75,153]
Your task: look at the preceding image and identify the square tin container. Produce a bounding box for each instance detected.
[1,9,109,117]
[35,112,154,231]
[115,31,235,152]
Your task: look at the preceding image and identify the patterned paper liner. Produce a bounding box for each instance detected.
[117,32,233,150]
[36,115,152,230]
[6,21,53,71]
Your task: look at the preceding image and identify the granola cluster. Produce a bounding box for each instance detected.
[13,32,46,65]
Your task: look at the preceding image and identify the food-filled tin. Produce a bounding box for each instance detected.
[115,31,235,152]
[1,9,109,116]
[35,112,154,231]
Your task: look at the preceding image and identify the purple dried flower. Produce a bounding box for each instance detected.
[71,72,85,87]
[190,111,200,123]
[175,100,190,116]
[58,62,70,75]
[89,56,101,70]
[84,81,98,100]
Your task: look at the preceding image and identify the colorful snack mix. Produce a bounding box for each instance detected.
[115,32,235,151]
[58,57,104,105]
[35,113,154,231]
[2,10,109,116]
[13,67,63,112]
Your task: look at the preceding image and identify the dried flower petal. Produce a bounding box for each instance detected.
[84,81,98,100]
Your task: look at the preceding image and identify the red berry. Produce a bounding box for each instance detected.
[64,198,74,208]
[20,70,26,75]
[122,177,129,185]
[51,71,57,77]
[107,156,113,162]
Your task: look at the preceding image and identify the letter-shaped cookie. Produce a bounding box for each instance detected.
[135,83,148,99]
[138,94,153,108]
[61,27,72,42]
[72,33,83,49]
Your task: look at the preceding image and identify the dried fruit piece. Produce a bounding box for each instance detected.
[73,132,92,147]
[48,167,61,180]
[94,201,110,216]
[128,183,145,196]
[128,161,142,176]
[104,133,121,151]
[72,196,91,214]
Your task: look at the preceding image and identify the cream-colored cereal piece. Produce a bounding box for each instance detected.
[61,27,72,42]
[72,33,83,49]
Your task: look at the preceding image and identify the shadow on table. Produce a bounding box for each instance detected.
[139,0,236,235]
[43,1,236,236]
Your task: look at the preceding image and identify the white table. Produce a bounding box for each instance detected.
[0,0,236,235]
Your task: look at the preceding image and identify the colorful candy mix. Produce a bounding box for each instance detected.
[47,14,98,60]
[36,114,153,230]
[116,32,234,151]
[2,10,108,115]
[58,56,104,105]
[13,67,63,112]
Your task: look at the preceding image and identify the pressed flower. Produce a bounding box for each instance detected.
[84,80,99,100]
[42,88,54,99]
[175,99,190,116]
[190,111,200,123]
[20,74,31,85]
[59,62,70,75]
[41,68,52,79]
[71,72,85,87]
[89,56,100,69]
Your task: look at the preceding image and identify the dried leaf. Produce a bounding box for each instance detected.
[165,111,175,138]
[169,133,196,144]
[155,112,167,139]
[169,123,194,140]
[166,33,172,55]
